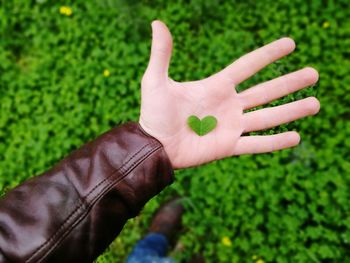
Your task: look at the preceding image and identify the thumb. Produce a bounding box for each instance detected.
[146,20,173,78]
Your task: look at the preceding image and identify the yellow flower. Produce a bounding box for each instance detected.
[256,259,265,263]
[322,21,330,28]
[60,6,73,16]
[103,69,111,77]
[221,236,232,247]
[252,255,258,260]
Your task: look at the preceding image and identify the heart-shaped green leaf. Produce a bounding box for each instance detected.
[187,115,217,136]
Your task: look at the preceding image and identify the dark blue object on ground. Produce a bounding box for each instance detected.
[126,233,176,263]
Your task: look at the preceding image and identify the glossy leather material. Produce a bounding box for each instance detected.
[0,122,174,262]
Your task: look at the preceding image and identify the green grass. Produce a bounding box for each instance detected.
[1,0,350,262]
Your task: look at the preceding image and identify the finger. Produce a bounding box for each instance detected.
[218,37,296,85]
[233,131,300,155]
[239,67,319,110]
[145,20,173,78]
[242,97,320,133]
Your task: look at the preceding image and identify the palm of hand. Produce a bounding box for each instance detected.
[140,21,320,169]
[140,76,243,168]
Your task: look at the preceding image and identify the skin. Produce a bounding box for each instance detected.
[140,20,320,169]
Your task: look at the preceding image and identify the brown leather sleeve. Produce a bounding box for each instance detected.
[0,122,174,263]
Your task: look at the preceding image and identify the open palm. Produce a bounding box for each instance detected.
[139,21,320,169]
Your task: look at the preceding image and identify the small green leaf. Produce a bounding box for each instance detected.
[187,115,217,136]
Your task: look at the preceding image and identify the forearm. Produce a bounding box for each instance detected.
[0,122,173,263]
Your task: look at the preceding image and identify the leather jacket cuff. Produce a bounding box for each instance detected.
[0,122,174,263]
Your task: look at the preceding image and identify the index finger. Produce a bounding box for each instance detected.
[218,37,296,85]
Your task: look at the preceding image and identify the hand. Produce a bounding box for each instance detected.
[139,21,320,169]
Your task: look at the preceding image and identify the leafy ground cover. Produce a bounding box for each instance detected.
[1,0,350,262]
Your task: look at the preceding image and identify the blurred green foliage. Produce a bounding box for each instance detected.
[1,0,350,262]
